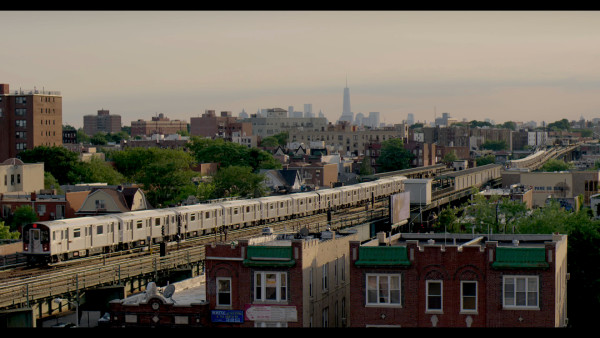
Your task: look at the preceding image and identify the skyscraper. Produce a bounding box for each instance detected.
[339,79,353,123]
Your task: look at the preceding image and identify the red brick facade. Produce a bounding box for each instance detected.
[348,234,567,327]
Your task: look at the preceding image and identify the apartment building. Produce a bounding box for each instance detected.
[0,83,63,161]
[204,229,357,327]
[83,109,122,135]
[288,123,408,157]
[0,158,44,194]
[244,108,329,139]
[130,113,187,137]
[349,232,568,327]
[190,110,252,139]
[502,170,600,207]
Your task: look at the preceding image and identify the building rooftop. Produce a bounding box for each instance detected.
[116,274,207,307]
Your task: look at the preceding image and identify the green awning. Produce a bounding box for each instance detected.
[243,246,296,267]
[355,246,411,266]
[491,247,549,269]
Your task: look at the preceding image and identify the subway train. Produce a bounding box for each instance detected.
[21,175,407,264]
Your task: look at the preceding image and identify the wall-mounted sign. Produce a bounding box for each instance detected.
[211,310,244,323]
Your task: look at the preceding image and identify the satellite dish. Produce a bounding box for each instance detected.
[163,284,175,299]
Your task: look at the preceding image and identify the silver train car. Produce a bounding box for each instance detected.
[22,175,407,264]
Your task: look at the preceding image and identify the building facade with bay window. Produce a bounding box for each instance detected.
[204,229,357,328]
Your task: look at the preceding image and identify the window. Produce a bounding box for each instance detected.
[15,108,26,116]
[217,277,232,307]
[461,281,477,312]
[322,307,329,327]
[426,280,443,312]
[37,204,46,216]
[309,268,313,297]
[503,275,539,309]
[95,200,105,209]
[254,271,287,302]
[15,120,26,128]
[322,263,328,292]
[73,228,81,238]
[97,225,103,235]
[366,274,401,305]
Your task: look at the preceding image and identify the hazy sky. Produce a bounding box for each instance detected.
[2,11,600,128]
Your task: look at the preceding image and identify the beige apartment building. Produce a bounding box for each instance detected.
[288,123,409,156]
[502,170,600,207]
[130,113,187,137]
[0,158,44,194]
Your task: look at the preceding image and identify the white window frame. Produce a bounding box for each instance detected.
[460,280,478,313]
[503,275,539,309]
[366,273,401,306]
[254,271,287,302]
[216,277,232,307]
[426,280,443,313]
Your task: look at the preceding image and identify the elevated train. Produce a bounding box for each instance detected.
[22,175,407,264]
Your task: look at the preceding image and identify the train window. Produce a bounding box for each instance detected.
[280,202,284,208]
[206,212,210,218]
[270,204,274,209]
[246,206,251,212]
[191,214,196,221]
[97,226,103,235]
[234,208,238,215]
[74,228,81,238]
[136,220,143,229]
[52,231,55,240]
[155,218,161,226]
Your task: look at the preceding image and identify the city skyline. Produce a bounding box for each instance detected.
[2,11,600,128]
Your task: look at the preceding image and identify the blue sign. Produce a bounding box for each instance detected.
[211,310,244,323]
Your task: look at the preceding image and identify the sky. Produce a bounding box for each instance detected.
[2,11,600,128]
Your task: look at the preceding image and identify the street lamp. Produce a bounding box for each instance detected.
[53,297,79,327]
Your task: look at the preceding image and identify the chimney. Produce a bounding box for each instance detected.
[0,84,9,94]
[31,192,37,201]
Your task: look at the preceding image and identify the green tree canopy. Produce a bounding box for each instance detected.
[211,165,268,199]
[9,205,38,232]
[359,156,374,176]
[189,137,281,172]
[17,146,80,184]
[476,154,496,166]
[0,221,20,240]
[540,158,574,172]
[72,157,126,185]
[376,138,413,172]
[481,140,507,151]
[547,118,570,131]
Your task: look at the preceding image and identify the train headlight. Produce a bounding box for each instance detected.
[24,244,28,251]
[42,244,49,251]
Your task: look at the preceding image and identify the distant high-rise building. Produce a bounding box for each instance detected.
[407,113,415,126]
[355,112,365,126]
[304,104,313,118]
[0,83,62,161]
[239,109,248,119]
[339,80,353,123]
[83,109,122,136]
[368,112,380,128]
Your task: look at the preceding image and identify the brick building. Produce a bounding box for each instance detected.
[130,113,187,137]
[348,232,568,327]
[190,110,252,140]
[205,230,357,327]
[83,109,122,136]
[0,83,62,162]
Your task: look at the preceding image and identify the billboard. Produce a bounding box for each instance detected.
[390,191,410,225]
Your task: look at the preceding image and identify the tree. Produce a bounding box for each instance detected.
[136,158,197,207]
[44,172,64,194]
[72,157,126,185]
[442,151,458,165]
[90,133,108,145]
[212,166,268,199]
[376,138,413,172]
[0,221,20,240]
[17,146,80,184]
[359,156,374,176]
[481,140,507,151]
[499,121,516,130]
[540,158,574,172]
[476,154,496,166]
[547,118,570,131]
[189,137,281,172]
[9,205,38,232]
